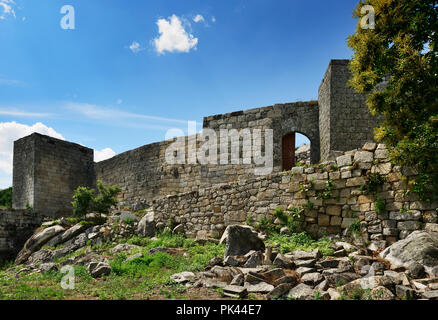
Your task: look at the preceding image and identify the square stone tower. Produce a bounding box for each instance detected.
[12,133,95,218]
[318,59,381,160]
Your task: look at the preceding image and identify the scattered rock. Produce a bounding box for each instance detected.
[230,274,244,286]
[171,271,196,284]
[408,262,426,279]
[380,231,438,277]
[273,254,294,269]
[39,262,58,273]
[111,243,139,254]
[136,211,156,237]
[87,261,111,278]
[220,225,265,258]
[244,281,274,293]
[223,285,248,299]
[370,286,395,300]
[301,272,324,286]
[267,283,292,300]
[125,253,144,263]
[273,276,298,287]
[288,283,315,300]
[243,251,263,268]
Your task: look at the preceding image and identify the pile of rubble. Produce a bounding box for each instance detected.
[172,225,438,300]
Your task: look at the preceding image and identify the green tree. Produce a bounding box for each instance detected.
[348,0,438,199]
[72,181,121,217]
[0,187,12,208]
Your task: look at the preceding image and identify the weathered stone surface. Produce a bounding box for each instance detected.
[223,285,248,298]
[39,262,58,273]
[422,290,438,300]
[288,283,315,300]
[125,253,144,263]
[220,225,265,257]
[395,285,417,300]
[230,274,244,286]
[136,211,156,237]
[289,249,321,260]
[171,271,196,284]
[273,276,298,287]
[23,225,65,252]
[273,254,294,269]
[87,261,111,278]
[370,286,395,300]
[296,267,316,277]
[111,243,139,254]
[244,281,274,293]
[244,251,263,268]
[301,272,324,286]
[380,231,438,276]
[266,283,292,300]
[45,223,87,248]
[27,249,55,265]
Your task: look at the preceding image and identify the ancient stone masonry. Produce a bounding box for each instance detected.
[13,133,94,218]
[149,143,437,248]
[12,59,384,217]
[318,60,382,160]
[0,210,41,262]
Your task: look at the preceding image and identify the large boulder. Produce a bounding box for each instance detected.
[15,225,65,264]
[220,225,265,257]
[87,261,111,278]
[23,225,65,252]
[379,231,438,277]
[45,223,88,248]
[136,211,156,237]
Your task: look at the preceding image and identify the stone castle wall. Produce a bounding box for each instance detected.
[11,59,382,218]
[95,101,319,210]
[149,143,437,248]
[0,210,41,262]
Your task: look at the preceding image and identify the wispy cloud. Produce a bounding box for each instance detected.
[153,14,198,54]
[0,108,51,117]
[0,77,25,86]
[65,102,189,124]
[193,14,205,24]
[128,41,144,53]
[0,0,16,20]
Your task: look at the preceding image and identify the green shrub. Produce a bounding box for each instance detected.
[0,187,12,208]
[72,180,121,217]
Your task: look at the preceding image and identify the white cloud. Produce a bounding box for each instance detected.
[0,122,65,176]
[65,102,188,124]
[193,14,204,23]
[128,41,143,53]
[212,16,216,23]
[0,108,50,117]
[153,14,198,54]
[94,148,116,162]
[0,77,24,86]
[0,0,16,20]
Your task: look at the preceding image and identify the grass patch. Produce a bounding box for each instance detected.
[266,232,334,257]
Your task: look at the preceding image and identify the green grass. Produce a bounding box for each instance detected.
[0,232,225,300]
[266,232,334,257]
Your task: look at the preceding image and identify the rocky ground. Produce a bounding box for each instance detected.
[1,210,438,300]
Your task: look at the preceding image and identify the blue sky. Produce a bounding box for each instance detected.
[0,0,361,188]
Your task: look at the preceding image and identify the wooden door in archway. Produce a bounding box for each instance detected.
[282,133,296,171]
